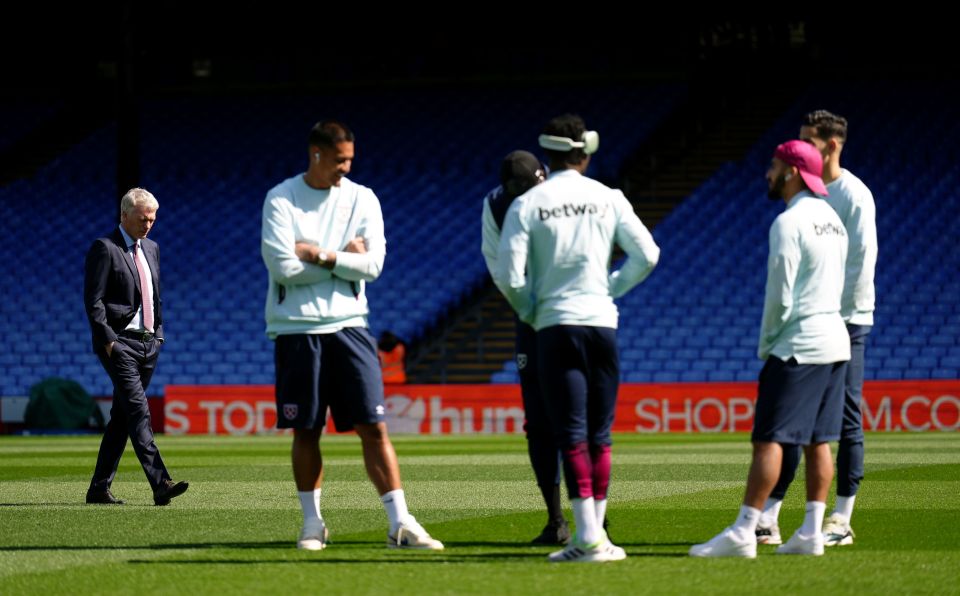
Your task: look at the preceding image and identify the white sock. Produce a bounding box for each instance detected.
[571,497,601,545]
[381,488,410,531]
[595,498,608,530]
[799,501,826,536]
[833,495,856,521]
[298,489,322,523]
[732,504,761,534]
[759,497,783,527]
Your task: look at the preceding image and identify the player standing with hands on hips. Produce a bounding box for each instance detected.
[496,114,660,562]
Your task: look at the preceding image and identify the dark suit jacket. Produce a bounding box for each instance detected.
[84,228,164,352]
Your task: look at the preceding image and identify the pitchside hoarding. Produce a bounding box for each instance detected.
[164,382,959,435]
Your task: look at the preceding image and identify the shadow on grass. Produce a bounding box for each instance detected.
[127,550,688,565]
[125,550,686,564]
[127,553,545,564]
[0,503,172,508]
[0,542,291,551]
[121,540,691,562]
[0,540,689,560]
[0,503,91,507]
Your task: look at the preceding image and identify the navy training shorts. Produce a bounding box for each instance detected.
[752,356,846,445]
[274,327,385,431]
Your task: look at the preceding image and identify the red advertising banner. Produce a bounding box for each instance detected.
[164,381,959,435]
[623,381,959,433]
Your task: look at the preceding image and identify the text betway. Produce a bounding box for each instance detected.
[814,222,846,236]
[538,202,608,221]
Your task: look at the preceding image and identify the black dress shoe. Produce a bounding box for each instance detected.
[153,480,189,506]
[86,489,125,505]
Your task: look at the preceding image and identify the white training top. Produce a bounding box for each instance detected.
[759,191,851,364]
[824,169,877,326]
[495,169,660,331]
[261,174,385,338]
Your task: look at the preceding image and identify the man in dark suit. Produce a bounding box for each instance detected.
[83,187,188,506]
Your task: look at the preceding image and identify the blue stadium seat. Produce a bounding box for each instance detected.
[680,370,708,382]
[884,357,909,370]
[930,335,958,347]
[652,371,679,383]
[708,370,736,382]
[702,349,726,360]
[873,334,900,347]
[911,356,939,369]
[893,346,920,359]
[874,369,902,380]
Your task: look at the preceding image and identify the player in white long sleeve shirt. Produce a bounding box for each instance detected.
[496,114,659,563]
[691,140,849,559]
[760,111,878,548]
[497,168,660,330]
[261,120,441,553]
[262,172,384,336]
[757,193,850,364]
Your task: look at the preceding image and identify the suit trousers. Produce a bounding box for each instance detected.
[89,334,169,491]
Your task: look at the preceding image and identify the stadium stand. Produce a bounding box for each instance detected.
[0,84,681,396]
[1,82,957,397]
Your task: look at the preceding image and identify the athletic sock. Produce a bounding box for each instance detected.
[800,501,827,536]
[833,495,856,522]
[381,488,410,532]
[298,489,322,523]
[759,497,783,527]
[732,504,761,534]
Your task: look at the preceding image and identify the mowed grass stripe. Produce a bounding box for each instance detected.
[19,476,953,516]
[6,450,960,470]
[0,548,198,580]
[0,479,745,509]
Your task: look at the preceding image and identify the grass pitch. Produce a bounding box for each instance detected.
[1,432,958,594]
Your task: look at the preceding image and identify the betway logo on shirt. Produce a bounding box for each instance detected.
[814,222,846,236]
[538,202,609,221]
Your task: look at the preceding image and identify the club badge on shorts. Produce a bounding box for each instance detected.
[283,404,299,420]
[516,354,527,370]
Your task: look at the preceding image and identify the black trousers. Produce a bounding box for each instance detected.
[89,334,169,492]
[516,319,562,488]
